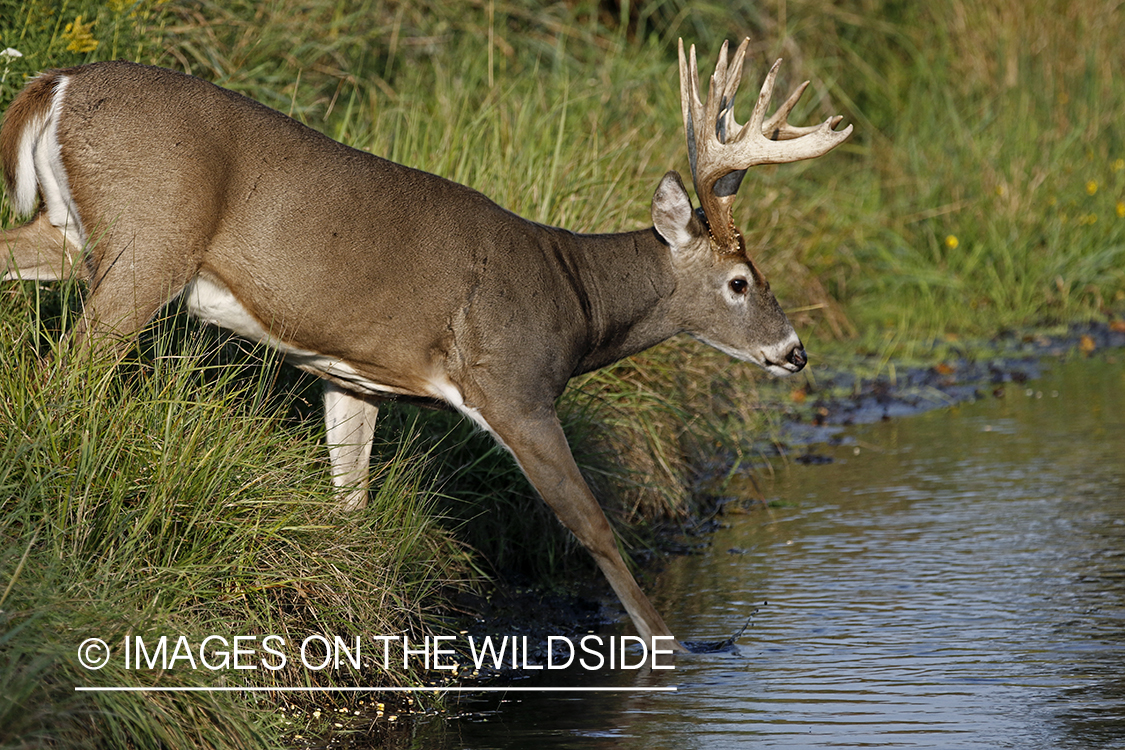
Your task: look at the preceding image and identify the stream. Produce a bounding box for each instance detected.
[410,355,1124,748]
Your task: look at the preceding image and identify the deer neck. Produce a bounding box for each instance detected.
[550,227,681,376]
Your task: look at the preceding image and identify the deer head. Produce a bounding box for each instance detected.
[655,38,852,375]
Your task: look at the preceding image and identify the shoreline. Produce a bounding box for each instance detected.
[299,317,1125,745]
[766,320,1125,454]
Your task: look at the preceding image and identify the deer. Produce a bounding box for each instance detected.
[0,39,850,651]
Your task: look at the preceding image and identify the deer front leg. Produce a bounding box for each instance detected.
[480,403,686,652]
[324,381,381,511]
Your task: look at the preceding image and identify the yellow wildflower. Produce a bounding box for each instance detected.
[945,235,959,250]
[1114,158,1125,172]
[1117,201,1125,219]
[1086,180,1098,196]
[63,16,99,54]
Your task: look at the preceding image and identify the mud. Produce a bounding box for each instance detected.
[767,320,1125,456]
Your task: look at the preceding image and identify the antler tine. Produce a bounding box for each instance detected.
[677,38,853,255]
[743,58,784,143]
[716,40,749,143]
[677,38,702,191]
[701,46,728,166]
[762,80,836,140]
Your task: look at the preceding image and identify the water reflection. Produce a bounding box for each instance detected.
[414,357,1124,749]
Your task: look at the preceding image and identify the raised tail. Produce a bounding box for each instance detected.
[1,69,68,218]
[1,69,86,282]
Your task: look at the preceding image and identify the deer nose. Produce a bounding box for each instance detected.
[786,344,807,371]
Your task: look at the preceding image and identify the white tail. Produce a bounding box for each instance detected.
[0,44,849,649]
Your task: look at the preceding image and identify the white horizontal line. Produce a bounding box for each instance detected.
[75,686,677,693]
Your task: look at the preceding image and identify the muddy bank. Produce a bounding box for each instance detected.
[290,580,621,748]
[765,320,1125,455]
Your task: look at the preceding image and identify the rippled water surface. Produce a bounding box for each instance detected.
[415,357,1125,749]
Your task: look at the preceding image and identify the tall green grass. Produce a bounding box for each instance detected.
[5,1,1122,342]
[0,282,469,746]
[749,2,1125,347]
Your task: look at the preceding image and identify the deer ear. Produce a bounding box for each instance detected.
[651,171,697,250]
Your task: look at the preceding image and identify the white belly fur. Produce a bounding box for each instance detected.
[180,276,507,450]
[181,275,414,399]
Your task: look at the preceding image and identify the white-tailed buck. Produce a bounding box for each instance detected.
[0,39,850,650]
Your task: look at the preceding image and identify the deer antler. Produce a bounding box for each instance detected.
[678,38,853,254]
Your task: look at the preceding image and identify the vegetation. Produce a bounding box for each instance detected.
[2,0,1123,747]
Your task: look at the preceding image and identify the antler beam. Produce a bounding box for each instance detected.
[678,38,853,254]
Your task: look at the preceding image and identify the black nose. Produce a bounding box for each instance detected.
[787,345,807,370]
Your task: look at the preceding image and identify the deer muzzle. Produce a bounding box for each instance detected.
[761,334,807,376]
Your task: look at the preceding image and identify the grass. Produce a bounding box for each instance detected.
[0,284,469,745]
[776,2,1125,349]
[2,0,1125,747]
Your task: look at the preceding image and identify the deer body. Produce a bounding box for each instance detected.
[2,49,849,649]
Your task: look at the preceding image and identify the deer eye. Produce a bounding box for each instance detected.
[729,277,749,295]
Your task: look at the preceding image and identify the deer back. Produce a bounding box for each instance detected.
[5,62,678,403]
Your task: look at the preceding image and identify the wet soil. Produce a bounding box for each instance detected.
[291,580,619,748]
[767,320,1125,458]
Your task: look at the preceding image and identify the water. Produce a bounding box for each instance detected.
[413,356,1125,748]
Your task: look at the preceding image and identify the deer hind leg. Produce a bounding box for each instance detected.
[474,402,686,652]
[323,381,381,511]
[72,239,199,361]
[1,211,87,282]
